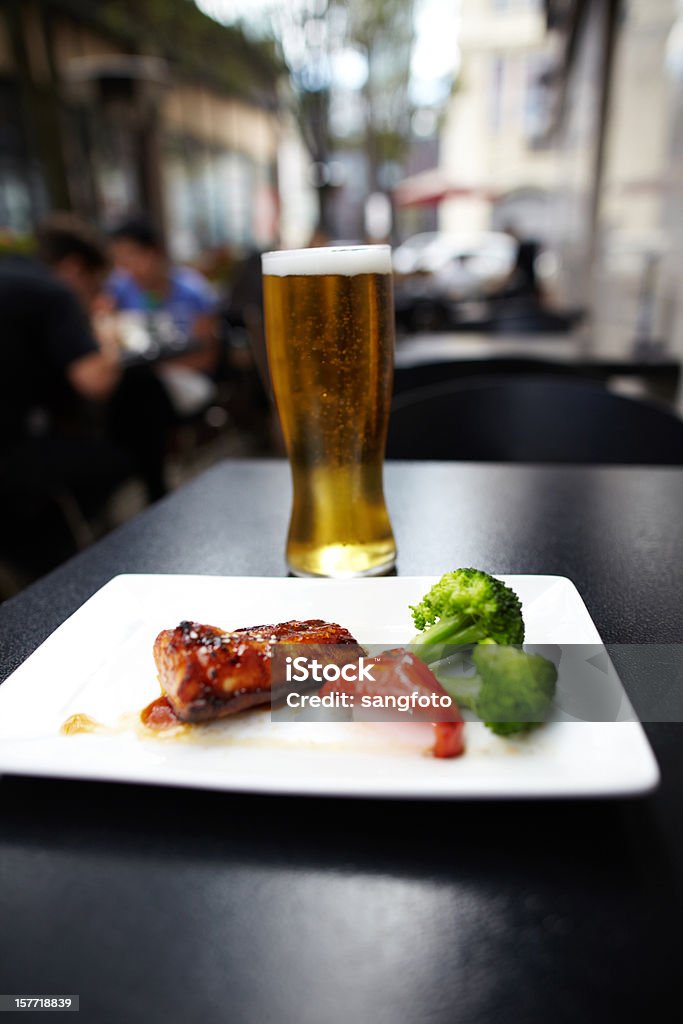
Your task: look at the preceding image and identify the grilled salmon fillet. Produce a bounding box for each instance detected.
[153,618,364,722]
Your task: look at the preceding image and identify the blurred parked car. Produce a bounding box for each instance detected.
[393,230,583,333]
[393,231,517,331]
[394,231,515,283]
[392,232,444,275]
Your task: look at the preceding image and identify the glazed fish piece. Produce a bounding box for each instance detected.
[153,618,364,722]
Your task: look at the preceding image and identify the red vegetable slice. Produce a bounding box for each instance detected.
[433,721,465,759]
[320,647,465,758]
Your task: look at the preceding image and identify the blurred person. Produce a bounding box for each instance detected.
[226,249,266,375]
[228,226,332,398]
[1,213,121,411]
[226,241,297,455]
[194,243,239,292]
[224,226,337,454]
[0,214,131,581]
[34,216,174,501]
[307,225,332,248]
[107,217,220,416]
[501,221,542,300]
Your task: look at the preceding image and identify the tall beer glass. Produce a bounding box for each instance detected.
[262,245,397,578]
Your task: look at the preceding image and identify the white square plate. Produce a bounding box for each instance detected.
[0,575,659,798]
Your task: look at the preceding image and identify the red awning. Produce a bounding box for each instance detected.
[393,169,498,208]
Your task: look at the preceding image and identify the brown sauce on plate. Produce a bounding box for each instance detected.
[61,713,107,736]
[140,695,182,731]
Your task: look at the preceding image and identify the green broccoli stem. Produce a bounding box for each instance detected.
[412,616,485,662]
[437,676,481,714]
[429,660,482,711]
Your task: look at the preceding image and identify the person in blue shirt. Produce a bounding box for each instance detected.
[107,216,219,382]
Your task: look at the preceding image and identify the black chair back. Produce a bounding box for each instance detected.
[386,375,683,464]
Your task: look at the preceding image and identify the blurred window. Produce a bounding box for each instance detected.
[490,57,505,133]
[491,0,542,9]
[164,144,258,259]
[0,81,34,231]
[524,53,552,144]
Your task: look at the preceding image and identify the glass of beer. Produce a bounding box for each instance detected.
[262,245,397,578]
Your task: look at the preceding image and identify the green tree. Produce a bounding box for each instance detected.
[267,0,416,231]
[348,0,415,192]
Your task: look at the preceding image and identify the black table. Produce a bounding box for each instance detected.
[1,460,681,1024]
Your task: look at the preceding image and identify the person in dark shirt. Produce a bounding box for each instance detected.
[0,214,128,583]
[0,215,120,441]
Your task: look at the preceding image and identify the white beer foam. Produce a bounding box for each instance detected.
[262,245,392,277]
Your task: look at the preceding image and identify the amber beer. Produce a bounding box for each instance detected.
[262,245,397,577]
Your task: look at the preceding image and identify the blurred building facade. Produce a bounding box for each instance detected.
[412,0,683,364]
[546,0,683,362]
[0,0,283,259]
[439,0,559,240]
[588,0,683,356]
[4,0,683,366]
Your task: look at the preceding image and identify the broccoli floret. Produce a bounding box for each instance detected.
[436,644,557,736]
[410,568,524,663]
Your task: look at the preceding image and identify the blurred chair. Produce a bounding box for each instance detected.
[489,296,584,334]
[0,435,134,592]
[386,375,683,464]
[393,357,595,395]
